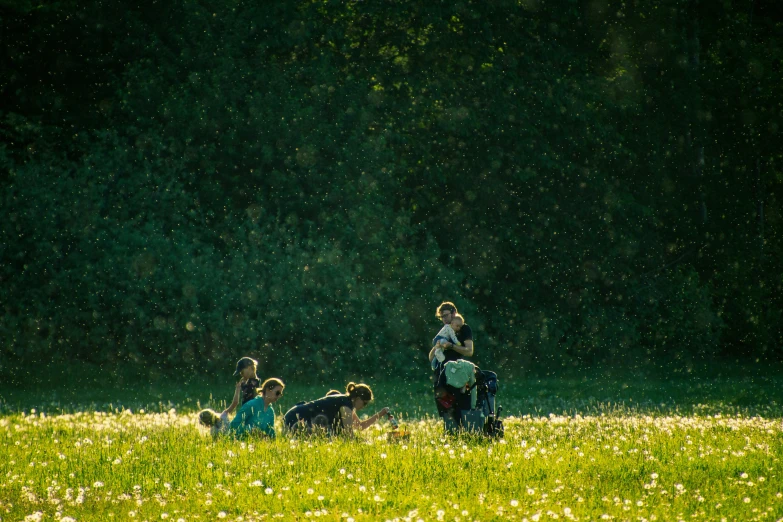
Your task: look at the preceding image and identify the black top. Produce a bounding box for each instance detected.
[241,377,261,405]
[443,324,474,363]
[286,394,353,425]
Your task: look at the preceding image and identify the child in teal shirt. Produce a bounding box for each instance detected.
[229,378,285,439]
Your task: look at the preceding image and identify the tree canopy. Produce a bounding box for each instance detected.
[1,0,781,383]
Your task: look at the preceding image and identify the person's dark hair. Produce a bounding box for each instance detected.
[198,409,221,427]
[345,382,373,403]
[437,301,458,318]
[261,377,285,392]
[233,356,258,376]
[325,389,341,396]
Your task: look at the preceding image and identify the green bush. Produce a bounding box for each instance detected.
[1,0,781,383]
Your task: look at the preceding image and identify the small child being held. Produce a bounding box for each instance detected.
[451,314,465,335]
[430,314,466,370]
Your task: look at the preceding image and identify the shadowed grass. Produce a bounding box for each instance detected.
[2,374,782,417]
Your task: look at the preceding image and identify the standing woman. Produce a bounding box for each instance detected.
[284,382,389,436]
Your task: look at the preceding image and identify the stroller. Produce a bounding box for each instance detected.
[435,361,504,437]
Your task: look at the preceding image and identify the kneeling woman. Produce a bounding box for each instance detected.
[284,382,388,436]
[220,378,285,439]
[198,378,284,439]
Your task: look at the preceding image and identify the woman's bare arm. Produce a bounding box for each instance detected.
[351,407,390,430]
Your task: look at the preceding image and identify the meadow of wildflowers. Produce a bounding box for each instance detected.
[2,378,782,521]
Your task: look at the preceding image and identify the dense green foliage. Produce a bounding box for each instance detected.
[1,0,781,382]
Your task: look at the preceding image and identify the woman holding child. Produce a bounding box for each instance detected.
[429,301,474,364]
[428,301,475,420]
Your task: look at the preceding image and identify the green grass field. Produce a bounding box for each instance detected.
[2,376,783,521]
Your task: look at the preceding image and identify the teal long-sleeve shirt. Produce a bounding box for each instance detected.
[228,397,275,438]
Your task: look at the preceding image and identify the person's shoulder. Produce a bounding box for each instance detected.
[244,396,265,409]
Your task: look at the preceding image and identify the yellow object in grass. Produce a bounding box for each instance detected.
[387,428,411,441]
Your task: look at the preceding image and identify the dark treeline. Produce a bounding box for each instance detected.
[1,0,781,384]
